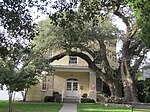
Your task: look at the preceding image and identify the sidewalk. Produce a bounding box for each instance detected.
[59,103,77,112]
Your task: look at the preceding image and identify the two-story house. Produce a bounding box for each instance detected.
[26,41,118,102]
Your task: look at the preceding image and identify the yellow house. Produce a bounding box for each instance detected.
[26,41,118,102]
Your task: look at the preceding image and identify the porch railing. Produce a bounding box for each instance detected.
[78,93,81,103]
[61,83,66,102]
[61,89,64,102]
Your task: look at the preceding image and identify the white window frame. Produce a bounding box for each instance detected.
[41,76,47,91]
[69,56,77,64]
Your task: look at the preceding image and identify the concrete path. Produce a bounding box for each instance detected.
[59,103,77,112]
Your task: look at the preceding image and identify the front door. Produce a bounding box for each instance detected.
[66,78,78,96]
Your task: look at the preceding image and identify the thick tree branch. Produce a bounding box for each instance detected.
[97,38,112,75]
[113,4,130,27]
[70,51,115,82]
[131,56,144,74]
[131,49,147,74]
[122,39,131,58]
[127,25,138,39]
[129,40,142,54]
[49,52,66,62]
[133,44,145,56]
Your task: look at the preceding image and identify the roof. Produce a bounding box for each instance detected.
[52,65,94,73]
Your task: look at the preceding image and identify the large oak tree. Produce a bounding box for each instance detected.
[37,0,149,102]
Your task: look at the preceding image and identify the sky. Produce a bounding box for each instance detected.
[0,86,23,100]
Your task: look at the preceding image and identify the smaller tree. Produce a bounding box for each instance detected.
[17,63,39,102]
[0,57,39,112]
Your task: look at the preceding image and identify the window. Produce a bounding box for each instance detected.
[42,76,47,91]
[69,56,77,64]
[67,78,78,91]
[67,82,72,91]
[96,78,103,92]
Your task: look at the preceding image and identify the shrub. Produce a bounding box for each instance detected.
[53,91,61,103]
[145,78,150,103]
[81,98,96,103]
[136,78,150,103]
[82,93,88,98]
[53,91,59,96]
[105,97,124,104]
[97,93,106,102]
[137,80,146,102]
[44,96,55,102]
[145,93,150,103]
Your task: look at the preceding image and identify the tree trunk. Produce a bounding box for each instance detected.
[21,89,28,102]
[106,79,122,100]
[108,83,116,98]
[8,91,13,112]
[114,81,123,98]
[123,79,139,102]
[121,59,139,103]
[13,92,16,101]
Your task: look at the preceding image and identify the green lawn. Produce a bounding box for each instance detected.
[0,101,62,112]
[77,103,150,112]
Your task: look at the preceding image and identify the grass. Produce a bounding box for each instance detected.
[0,101,62,112]
[1,101,150,112]
[77,103,150,112]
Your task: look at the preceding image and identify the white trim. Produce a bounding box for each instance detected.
[53,65,94,73]
[41,76,47,91]
[66,77,79,97]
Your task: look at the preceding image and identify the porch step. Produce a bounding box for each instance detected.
[63,96,79,103]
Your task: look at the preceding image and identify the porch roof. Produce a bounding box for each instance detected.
[52,65,94,73]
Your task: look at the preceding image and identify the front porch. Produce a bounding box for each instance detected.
[52,65,97,102]
[26,65,97,102]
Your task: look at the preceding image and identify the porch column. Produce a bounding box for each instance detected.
[88,72,96,101]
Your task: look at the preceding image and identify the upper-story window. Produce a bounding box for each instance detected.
[69,56,77,64]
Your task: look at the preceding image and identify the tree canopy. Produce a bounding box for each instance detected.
[0,0,38,58]
[128,0,150,47]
